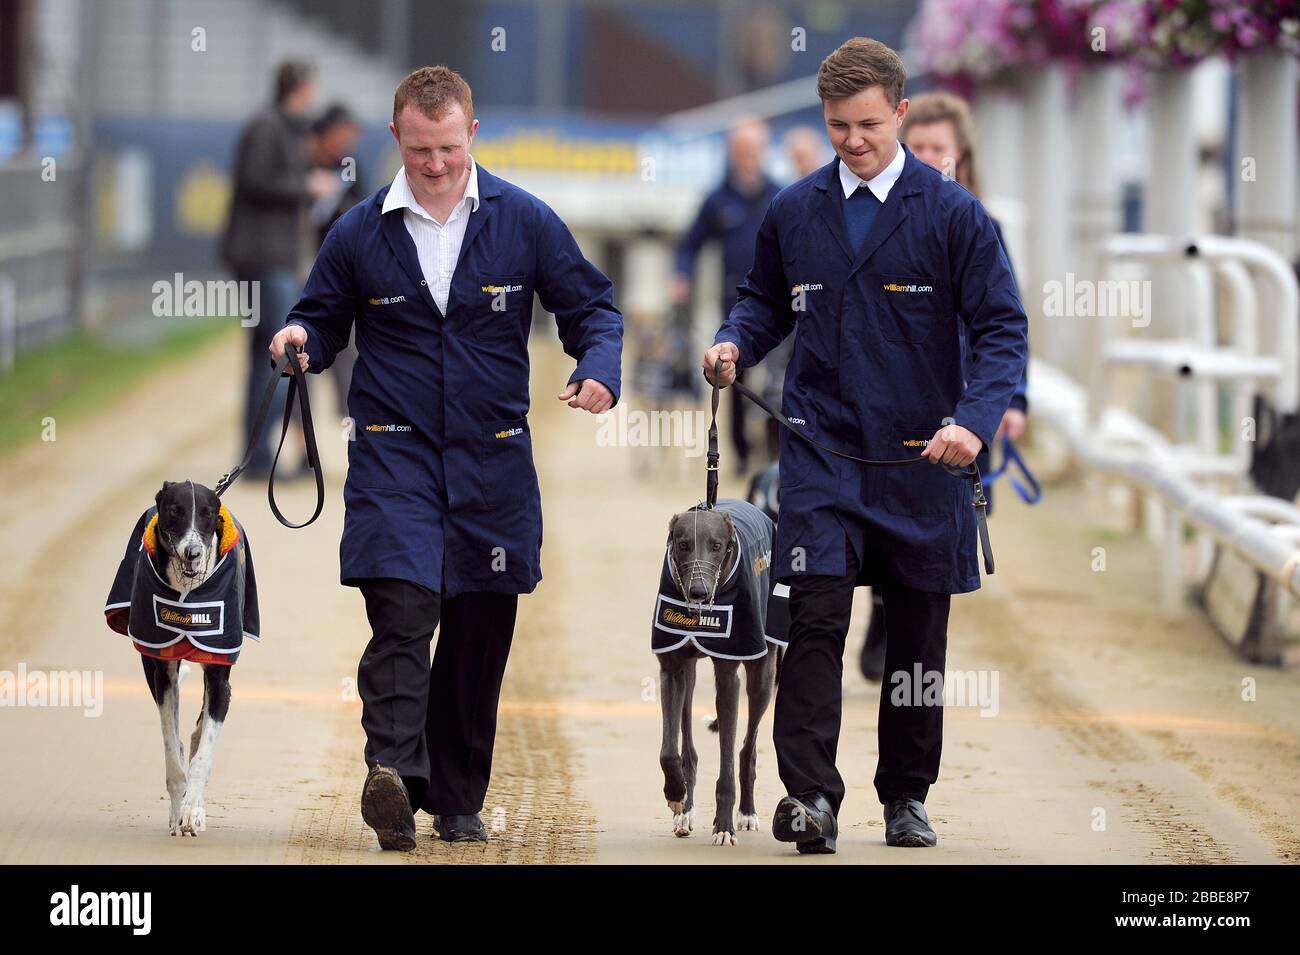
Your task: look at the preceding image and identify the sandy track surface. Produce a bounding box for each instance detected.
[1,329,1296,864]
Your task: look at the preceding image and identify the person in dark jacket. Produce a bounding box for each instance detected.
[221,60,335,478]
[270,66,622,851]
[857,90,1031,682]
[674,118,781,475]
[703,38,1028,853]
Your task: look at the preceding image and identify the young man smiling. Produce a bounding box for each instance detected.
[703,38,1027,853]
[271,66,622,850]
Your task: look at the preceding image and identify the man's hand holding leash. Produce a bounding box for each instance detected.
[703,341,739,387]
[270,325,311,374]
[923,423,981,468]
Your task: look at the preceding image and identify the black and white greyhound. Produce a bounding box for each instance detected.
[654,500,784,846]
[144,481,234,837]
[105,481,245,836]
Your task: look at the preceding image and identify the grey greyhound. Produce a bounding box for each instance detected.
[652,499,785,845]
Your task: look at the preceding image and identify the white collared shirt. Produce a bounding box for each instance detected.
[838,141,905,202]
[381,157,480,314]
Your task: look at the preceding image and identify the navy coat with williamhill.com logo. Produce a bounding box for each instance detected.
[104,503,258,665]
[714,145,1029,594]
[652,500,789,661]
[284,162,623,599]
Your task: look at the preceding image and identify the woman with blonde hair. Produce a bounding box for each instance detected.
[857,90,1030,682]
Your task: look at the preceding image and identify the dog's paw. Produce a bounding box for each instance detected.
[711,829,737,846]
[673,809,696,837]
[167,792,186,834]
[176,797,206,836]
[666,799,684,814]
[737,813,761,831]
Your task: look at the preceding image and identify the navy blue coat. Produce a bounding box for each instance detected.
[285,164,623,597]
[714,146,1028,594]
[676,173,782,312]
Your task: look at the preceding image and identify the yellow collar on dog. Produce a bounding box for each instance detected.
[142,502,240,558]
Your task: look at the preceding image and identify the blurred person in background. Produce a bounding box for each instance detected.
[309,103,366,247]
[270,66,622,850]
[784,125,825,180]
[856,91,1030,682]
[308,103,366,421]
[673,117,780,475]
[221,60,337,478]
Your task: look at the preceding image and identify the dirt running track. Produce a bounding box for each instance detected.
[1,329,1298,864]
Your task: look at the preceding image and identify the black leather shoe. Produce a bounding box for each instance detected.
[360,766,417,851]
[432,812,488,843]
[884,797,937,847]
[772,793,837,854]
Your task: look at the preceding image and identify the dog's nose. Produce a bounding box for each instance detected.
[183,543,202,562]
[688,581,710,601]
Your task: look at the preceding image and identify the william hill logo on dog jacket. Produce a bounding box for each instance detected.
[651,499,788,661]
[103,504,259,665]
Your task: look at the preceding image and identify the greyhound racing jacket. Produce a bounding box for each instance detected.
[651,499,788,660]
[103,503,259,665]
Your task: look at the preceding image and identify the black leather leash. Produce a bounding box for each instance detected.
[705,361,994,574]
[214,342,325,529]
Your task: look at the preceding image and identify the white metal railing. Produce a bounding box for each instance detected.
[1093,234,1299,416]
[1056,233,1300,611]
[1030,360,1300,607]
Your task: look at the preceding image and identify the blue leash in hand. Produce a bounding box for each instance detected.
[984,436,1042,505]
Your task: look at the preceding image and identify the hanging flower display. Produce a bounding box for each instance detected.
[906,0,1077,93]
[911,1,1298,87]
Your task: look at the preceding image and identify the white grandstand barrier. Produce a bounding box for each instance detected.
[1236,49,1297,263]
[1185,234,1300,413]
[1022,64,1073,372]
[1092,234,1299,446]
[1215,260,1262,473]
[1029,359,1300,607]
[1084,233,1300,613]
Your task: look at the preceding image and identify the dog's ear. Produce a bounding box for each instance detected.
[154,481,175,510]
[666,513,680,544]
[722,513,739,561]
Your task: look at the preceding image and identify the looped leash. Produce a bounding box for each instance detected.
[984,435,1042,505]
[706,360,994,575]
[214,342,325,529]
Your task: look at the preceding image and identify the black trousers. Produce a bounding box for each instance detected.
[731,368,751,468]
[773,537,950,813]
[356,578,518,816]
